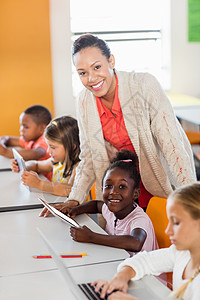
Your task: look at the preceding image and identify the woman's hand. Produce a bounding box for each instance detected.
[11,159,19,173]
[21,171,41,188]
[70,225,94,243]
[39,200,79,218]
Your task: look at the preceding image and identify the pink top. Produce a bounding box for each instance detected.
[102,203,158,256]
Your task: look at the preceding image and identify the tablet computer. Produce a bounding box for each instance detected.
[12,148,26,172]
[38,198,80,228]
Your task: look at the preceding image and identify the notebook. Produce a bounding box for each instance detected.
[37,228,170,300]
[38,198,80,228]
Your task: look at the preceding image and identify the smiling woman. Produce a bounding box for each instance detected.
[40,33,196,226]
[68,34,196,209]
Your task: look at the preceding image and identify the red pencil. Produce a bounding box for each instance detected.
[33,254,82,259]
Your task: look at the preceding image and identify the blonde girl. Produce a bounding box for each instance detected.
[92,182,200,300]
[12,116,80,198]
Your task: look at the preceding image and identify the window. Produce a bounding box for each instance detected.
[70,0,170,97]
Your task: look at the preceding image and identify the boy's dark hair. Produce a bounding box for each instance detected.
[24,105,52,126]
[72,33,111,60]
[45,116,80,178]
[102,149,141,189]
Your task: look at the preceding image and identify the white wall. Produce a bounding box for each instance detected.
[49,0,200,118]
[49,0,76,117]
[170,0,200,97]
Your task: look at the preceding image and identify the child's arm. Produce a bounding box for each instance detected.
[0,136,21,158]
[21,172,100,197]
[0,136,20,147]
[25,158,53,173]
[91,266,136,299]
[12,158,53,173]
[21,171,72,196]
[16,147,47,161]
[70,227,147,253]
[0,143,46,160]
[64,200,103,216]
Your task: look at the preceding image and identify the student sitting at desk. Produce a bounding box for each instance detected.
[64,150,158,256]
[12,116,80,199]
[0,105,52,161]
[0,105,52,180]
[92,182,200,300]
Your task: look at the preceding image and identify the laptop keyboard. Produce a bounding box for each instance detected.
[78,283,108,300]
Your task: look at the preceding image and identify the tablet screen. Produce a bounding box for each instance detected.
[39,198,80,228]
[12,148,26,172]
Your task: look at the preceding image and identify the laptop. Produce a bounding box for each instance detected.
[37,228,171,300]
[37,228,103,300]
[38,198,80,228]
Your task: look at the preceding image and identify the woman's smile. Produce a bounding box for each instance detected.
[91,80,104,91]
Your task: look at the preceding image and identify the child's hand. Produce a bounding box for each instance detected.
[0,135,9,147]
[21,171,41,188]
[11,159,19,173]
[91,276,129,299]
[70,225,94,243]
[39,200,79,218]
[62,206,79,219]
[0,144,6,155]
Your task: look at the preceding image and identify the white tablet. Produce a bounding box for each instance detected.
[38,198,80,228]
[12,148,26,172]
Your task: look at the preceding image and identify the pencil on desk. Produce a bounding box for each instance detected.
[59,253,87,256]
[33,253,87,259]
[33,254,82,259]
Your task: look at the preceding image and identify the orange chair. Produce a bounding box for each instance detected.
[185,130,200,179]
[89,183,96,200]
[146,197,171,248]
[146,196,172,289]
[185,130,200,145]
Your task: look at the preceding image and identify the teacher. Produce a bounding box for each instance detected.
[41,33,196,217]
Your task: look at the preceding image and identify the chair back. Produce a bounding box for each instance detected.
[146,196,171,249]
[185,130,200,145]
[146,196,172,289]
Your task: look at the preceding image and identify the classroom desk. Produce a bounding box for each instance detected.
[167,93,200,108]
[173,106,200,128]
[0,208,129,277]
[0,155,12,170]
[0,261,172,300]
[0,169,66,212]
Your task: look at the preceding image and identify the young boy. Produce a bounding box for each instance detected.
[0,105,52,162]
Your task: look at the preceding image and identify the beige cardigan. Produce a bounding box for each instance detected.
[67,71,196,204]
